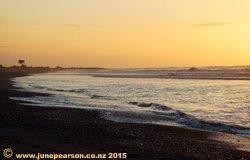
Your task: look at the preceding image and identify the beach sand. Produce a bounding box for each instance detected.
[0,72,250,159]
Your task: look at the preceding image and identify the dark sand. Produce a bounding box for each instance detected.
[0,73,250,160]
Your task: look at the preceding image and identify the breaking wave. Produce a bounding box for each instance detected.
[129,102,250,136]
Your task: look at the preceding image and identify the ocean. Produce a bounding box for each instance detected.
[11,69,250,136]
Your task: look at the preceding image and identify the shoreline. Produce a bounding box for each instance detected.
[1,73,250,159]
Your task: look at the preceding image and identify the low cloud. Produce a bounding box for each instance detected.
[22,22,40,25]
[0,45,16,48]
[66,24,82,27]
[191,22,231,27]
[0,20,40,25]
[174,21,231,27]
[65,24,101,28]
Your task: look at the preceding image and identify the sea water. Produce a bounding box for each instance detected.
[11,70,250,136]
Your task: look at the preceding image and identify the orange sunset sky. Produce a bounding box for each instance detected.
[0,0,250,68]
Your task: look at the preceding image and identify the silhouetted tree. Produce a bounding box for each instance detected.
[18,60,26,67]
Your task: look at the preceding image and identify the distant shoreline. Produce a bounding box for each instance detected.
[1,65,249,80]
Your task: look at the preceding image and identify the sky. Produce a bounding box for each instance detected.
[0,0,250,68]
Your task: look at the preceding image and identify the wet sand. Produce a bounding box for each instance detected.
[0,73,250,159]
